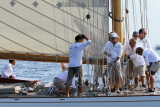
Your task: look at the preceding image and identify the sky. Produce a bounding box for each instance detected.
[147,0,159,48]
[120,0,159,48]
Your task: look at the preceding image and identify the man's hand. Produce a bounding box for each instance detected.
[115,57,120,63]
[124,54,127,57]
[9,75,15,79]
[104,52,107,55]
[82,34,89,40]
[127,56,130,59]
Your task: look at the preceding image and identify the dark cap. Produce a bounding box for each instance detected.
[133,31,139,37]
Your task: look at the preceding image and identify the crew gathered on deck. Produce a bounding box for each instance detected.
[63,29,160,97]
[2,29,159,97]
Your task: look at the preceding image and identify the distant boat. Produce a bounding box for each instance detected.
[155,45,160,50]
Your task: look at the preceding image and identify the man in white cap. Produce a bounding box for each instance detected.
[103,33,123,94]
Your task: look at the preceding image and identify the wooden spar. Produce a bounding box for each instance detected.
[112,0,125,87]
[0,52,106,65]
[112,0,123,43]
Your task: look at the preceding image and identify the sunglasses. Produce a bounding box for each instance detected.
[111,38,115,40]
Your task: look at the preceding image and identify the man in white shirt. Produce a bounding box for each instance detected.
[129,52,145,88]
[1,60,16,79]
[103,33,123,94]
[125,39,138,88]
[54,71,76,93]
[137,28,152,87]
[137,28,151,50]
[66,34,91,97]
[137,47,160,92]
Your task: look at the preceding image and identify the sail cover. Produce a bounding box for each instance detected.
[0,0,109,63]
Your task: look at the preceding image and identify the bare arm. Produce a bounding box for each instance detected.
[83,35,89,41]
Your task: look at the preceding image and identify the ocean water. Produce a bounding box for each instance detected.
[0,60,93,85]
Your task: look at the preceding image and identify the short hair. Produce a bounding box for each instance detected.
[129,38,136,43]
[9,59,15,63]
[139,28,145,34]
[75,34,83,42]
[136,47,144,54]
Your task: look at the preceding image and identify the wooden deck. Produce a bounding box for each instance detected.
[0,88,160,98]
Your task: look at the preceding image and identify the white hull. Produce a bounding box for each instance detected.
[0,96,160,107]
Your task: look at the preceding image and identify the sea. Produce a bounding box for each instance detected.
[0,59,93,85]
[0,50,160,88]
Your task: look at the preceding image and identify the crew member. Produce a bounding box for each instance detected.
[1,59,16,79]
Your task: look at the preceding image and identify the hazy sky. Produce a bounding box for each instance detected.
[147,0,159,48]
[121,0,159,48]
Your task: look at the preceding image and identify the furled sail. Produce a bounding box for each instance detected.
[0,0,109,64]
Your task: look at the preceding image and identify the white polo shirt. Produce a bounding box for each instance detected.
[143,49,160,66]
[125,43,138,56]
[130,54,145,68]
[56,71,76,88]
[69,40,91,67]
[103,41,123,63]
[1,63,13,78]
[137,38,152,50]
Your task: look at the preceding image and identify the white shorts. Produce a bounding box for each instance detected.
[133,65,145,78]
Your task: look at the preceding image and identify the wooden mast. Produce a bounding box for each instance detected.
[112,0,124,88]
[112,0,123,43]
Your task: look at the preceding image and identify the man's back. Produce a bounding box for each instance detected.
[1,63,12,78]
[143,49,160,66]
[56,71,76,88]
[69,40,91,67]
[130,54,145,68]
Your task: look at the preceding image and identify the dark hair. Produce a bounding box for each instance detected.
[75,34,84,42]
[136,47,144,54]
[9,59,15,63]
[129,38,136,43]
[139,28,145,34]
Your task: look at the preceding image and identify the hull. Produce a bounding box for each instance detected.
[0,96,160,107]
[0,76,41,83]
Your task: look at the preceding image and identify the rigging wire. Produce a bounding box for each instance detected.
[52,0,58,52]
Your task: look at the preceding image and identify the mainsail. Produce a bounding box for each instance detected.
[0,0,109,63]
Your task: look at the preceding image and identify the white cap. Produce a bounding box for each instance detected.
[111,33,120,38]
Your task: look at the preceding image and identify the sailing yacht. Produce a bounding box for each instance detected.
[0,0,160,107]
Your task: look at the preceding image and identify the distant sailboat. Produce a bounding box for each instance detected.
[155,45,160,50]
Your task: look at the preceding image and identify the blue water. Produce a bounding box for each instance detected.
[0,60,93,84]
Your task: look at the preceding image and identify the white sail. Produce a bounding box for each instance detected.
[0,0,109,62]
